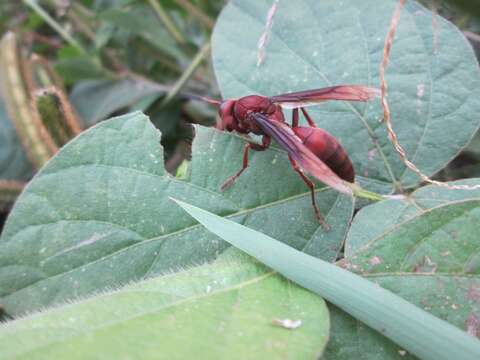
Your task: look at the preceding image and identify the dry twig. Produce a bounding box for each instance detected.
[380,0,480,190]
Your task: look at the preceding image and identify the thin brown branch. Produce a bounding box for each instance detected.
[257,0,279,66]
[23,31,62,48]
[174,0,215,29]
[464,30,480,44]
[0,180,26,192]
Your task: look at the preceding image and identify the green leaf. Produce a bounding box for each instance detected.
[0,93,33,181]
[325,196,480,359]
[100,6,184,60]
[466,133,480,156]
[172,198,480,360]
[0,251,329,359]
[70,78,166,126]
[0,112,353,316]
[345,178,480,255]
[212,0,480,191]
[54,56,107,86]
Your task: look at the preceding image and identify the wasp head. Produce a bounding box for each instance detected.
[217,99,237,132]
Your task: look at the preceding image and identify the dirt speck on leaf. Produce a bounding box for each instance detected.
[465,313,480,338]
[467,285,480,302]
[416,84,425,98]
[272,318,302,330]
[369,256,382,265]
[413,256,437,274]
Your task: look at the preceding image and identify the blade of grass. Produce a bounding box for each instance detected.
[23,0,86,55]
[174,0,215,29]
[147,0,186,44]
[161,41,211,106]
[172,198,480,360]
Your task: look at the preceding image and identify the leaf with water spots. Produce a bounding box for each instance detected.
[212,0,480,192]
[0,112,353,316]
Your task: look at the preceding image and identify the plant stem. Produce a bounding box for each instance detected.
[0,180,26,204]
[464,30,480,44]
[349,183,386,202]
[23,0,86,54]
[147,0,186,44]
[174,0,215,29]
[71,2,95,18]
[161,41,211,106]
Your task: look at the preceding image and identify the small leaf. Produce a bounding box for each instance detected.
[70,78,166,126]
[54,56,108,86]
[0,252,330,359]
[100,6,184,60]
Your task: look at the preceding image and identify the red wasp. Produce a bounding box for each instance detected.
[197,85,379,228]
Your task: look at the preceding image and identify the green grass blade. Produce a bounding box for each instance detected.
[172,198,480,360]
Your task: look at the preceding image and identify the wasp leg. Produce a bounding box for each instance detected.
[291,108,317,128]
[301,108,317,128]
[292,108,299,128]
[220,136,271,191]
[288,155,330,230]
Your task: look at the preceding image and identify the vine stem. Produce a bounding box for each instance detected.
[380,0,480,191]
[173,0,215,29]
[147,0,186,44]
[161,41,211,107]
[349,183,388,202]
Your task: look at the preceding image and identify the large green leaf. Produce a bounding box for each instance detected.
[0,250,329,359]
[0,92,33,181]
[345,178,480,255]
[324,196,480,359]
[0,112,353,316]
[212,0,480,191]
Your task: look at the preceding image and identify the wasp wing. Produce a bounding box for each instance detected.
[251,113,352,194]
[269,85,379,109]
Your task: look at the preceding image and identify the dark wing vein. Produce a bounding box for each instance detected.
[269,85,380,109]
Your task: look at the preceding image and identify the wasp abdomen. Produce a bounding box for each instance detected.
[293,127,355,183]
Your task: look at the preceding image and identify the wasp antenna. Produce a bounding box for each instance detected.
[183,93,222,106]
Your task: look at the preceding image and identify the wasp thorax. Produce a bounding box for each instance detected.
[234,95,274,120]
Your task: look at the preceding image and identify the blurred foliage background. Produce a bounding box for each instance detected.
[0,0,479,230]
